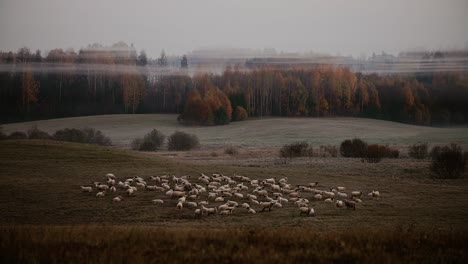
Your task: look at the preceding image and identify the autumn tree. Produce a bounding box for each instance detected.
[21,67,40,114]
[121,73,145,114]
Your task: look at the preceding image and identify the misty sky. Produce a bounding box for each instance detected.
[1,0,467,58]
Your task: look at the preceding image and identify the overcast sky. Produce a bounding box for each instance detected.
[1,0,467,58]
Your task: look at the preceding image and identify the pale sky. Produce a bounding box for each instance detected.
[0,0,467,58]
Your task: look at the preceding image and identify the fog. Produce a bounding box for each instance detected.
[1,0,467,58]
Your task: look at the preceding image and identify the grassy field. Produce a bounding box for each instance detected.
[1,139,467,262]
[3,114,468,149]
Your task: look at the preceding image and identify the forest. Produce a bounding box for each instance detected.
[1,45,467,126]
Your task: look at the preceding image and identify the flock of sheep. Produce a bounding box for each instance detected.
[80,173,381,217]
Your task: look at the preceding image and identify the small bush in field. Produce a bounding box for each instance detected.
[365,144,388,163]
[280,142,311,158]
[430,144,466,179]
[7,131,27,140]
[340,138,368,158]
[131,129,165,151]
[409,143,428,159]
[54,127,112,146]
[386,147,400,158]
[27,126,51,140]
[224,145,239,155]
[167,131,199,151]
[234,106,248,121]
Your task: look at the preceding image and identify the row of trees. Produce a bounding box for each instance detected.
[1,47,467,125]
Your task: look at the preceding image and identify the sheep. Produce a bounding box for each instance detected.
[324,197,334,203]
[106,173,116,179]
[227,200,238,207]
[246,194,257,200]
[248,208,256,214]
[233,193,244,199]
[278,197,288,204]
[241,203,250,209]
[152,199,164,204]
[214,196,225,203]
[299,207,315,216]
[94,183,109,191]
[351,191,362,198]
[309,182,319,187]
[337,192,348,198]
[178,196,187,203]
[254,189,268,198]
[274,202,283,208]
[80,186,92,192]
[352,198,363,203]
[186,202,198,208]
[109,186,116,193]
[344,199,356,210]
[251,200,260,205]
[335,200,344,208]
[288,192,301,198]
[194,209,201,217]
[337,186,346,191]
[259,202,274,212]
[117,181,125,188]
[198,200,209,206]
[107,178,115,186]
[314,194,323,200]
[368,190,380,198]
[113,196,122,202]
[176,201,184,210]
[136,182,146,188]
[208,192,217,201]
[125,187,134,196]
[96,191,106,197]
[201,205,217,216]
[171,191,186,199]
[219,210,231,215]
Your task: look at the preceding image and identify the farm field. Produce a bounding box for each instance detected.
[3,114,468,150]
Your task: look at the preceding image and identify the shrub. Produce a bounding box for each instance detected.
[408,143,428,159]
[430,144,466,179]
[340,138,368,158]
[7,131,28,140]
[386,147,400,158]
[224,145,239,155]
[319,145,338,157]
[365,144,387,163]
[280,142,312,158]
[167,131,199,151]
[53,127,111,146]
[234,106,248,121]
[27,126,51,140]
[131,129,165,151]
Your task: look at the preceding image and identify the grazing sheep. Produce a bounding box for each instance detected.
[344,199,356,210]
[259,202,274,212]
[171,191,186,199]
[335,200,344,208]
[227,200,238,207]
[246,194,257,200]
[309,182,319,187]
[288,192,300,198]
[299,207,315,216]
[152,199,164,204]
[233,193,244,199]
[186,202,198,208]
[352,198,363,203]
[337,192,348,198]
[368,190,380,198]
[337,186,346,191]
[242,203,250,209]
[194,209,201,217]
[106,173,116,179]
[324,198,334,203]
[117,181,125,188]
[96,191,105,197]
[219,210,231,215]
[248,208,256,214]
[314,194,323,200]
[278,197,288,204]
[176,201,184,210]
[201,205,217,216]
[214,196,225,203]
[125,187,134,196]
[351,191,362,198]
[80,186,92,193]
[107,178,115,186]
[198,201,209,206]
[113,196,122,202]
[94,183,109,191]
[274,202,282,208]
[109,186,116,193]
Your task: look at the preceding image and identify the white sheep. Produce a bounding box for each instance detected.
[106,173,116,179]
[96,191,106,197]
[324,198,334,203]
[337,186,346,191]
[214,196,225,203]
[241,203,250,209]
[299,207,315,216]
[337,192,348,198]
[80,186,92,192]
[186,202,198,208]
[336,200,344,208]
[248,208,256,214]
[113,196,122,202]
[233,193,243,199]
[109,186,116,193]
[152,199,164,204]
[314,194,323,200]
[176,201,184,210]
[194,209,201,217]
[259,202,274,212]
[351,191,362,198]
[125,187,134,196]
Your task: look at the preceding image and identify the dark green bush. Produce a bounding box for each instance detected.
[430,144,466,179]
[132,129,166,151]
[340,138,368,158]
[7,131,27,140]
[319,145,338,157]
[280,142,312,158]
[53,127,111,146]
[214,107,229,125]
[27,126,51,140]
[224,145,239,155]
[409,143,428,159]
[167,131,199,151]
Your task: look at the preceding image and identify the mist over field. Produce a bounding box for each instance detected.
[1,0,468,263]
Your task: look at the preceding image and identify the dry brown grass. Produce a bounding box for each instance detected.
[1,225,467,263]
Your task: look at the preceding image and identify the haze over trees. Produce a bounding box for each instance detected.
[1,44,468,126]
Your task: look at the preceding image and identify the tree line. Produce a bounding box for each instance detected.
[1,45,467,125]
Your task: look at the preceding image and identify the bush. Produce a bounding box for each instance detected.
[365,144,388,163]
[7,131,27,140]
[53,127,112,146]
[131,129,166,151]
[409,143,428,159]
[234,106,248,121]
[167,131,199,151]
[340,138,368,158]
[386,147,400,158]
[430,144,466,179]
[224,145,239,155]
[27,126,51,140]
[280,142,312,158]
